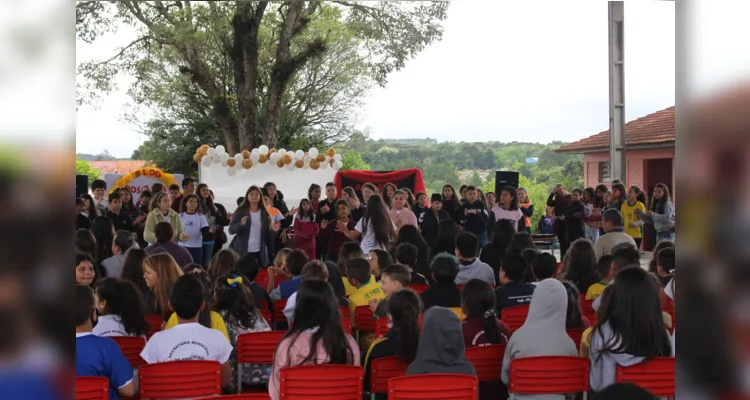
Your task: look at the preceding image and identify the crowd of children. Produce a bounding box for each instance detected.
[76,178,676,399]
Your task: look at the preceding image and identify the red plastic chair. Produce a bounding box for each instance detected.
[662,297,675,326]
[139,360,222,399]
[259,309,272,325]
[273,299,288,327]
[580,299,597,326]
[236,330,287,393]
[256,268,269,282]
[388,374,478,400]
[466,344,506,382]
[76,376,109,400]
[342,315,353,335]
[566,329,586,350]
[616,357,675,397]
[110,336,147,368]
[340,306,352,318]
[278,365,364,399]
[457,284,464,291]
[508,356,590,399]
[501,305,530,332]
[144,314,164,339]
[375,317,390,338]
[409,283,429,295]
[369,356,408,400]
[195,395,270,400]
[354,306,377,341]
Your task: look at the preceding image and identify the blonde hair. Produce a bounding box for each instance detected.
[274,248,292,268]
[144,253,183,320]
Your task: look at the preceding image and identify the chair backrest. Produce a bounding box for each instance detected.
[662,297,675,325]
[75,376,108,400]
[259,309,272,325]
[139,360,222,398]
[256,268,269,282]
[259,300,270,310]
[340,306,351,318]
[615,357,675,397]
[500,305,530,332]
[144,314,164,339]
[369,356,408,395]
[375,317,390,338]
[566,329,586,350]
[278,365,364,399]
[213,395,271,399]
[273,299,288,324]
[109,336,147,368]
[465,344,506,382]
[354,306,376,332]
[508,356,589,395]
[388,374,478,400]
[342,315,353,335]
[237,330,287,364]
[409,284,429,295]
[580,299,597,326]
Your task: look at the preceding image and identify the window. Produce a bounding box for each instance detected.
[599,162,611,183]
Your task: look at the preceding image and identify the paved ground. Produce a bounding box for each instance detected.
[541,249,653,270]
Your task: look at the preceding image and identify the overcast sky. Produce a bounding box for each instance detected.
[75,1,742,158]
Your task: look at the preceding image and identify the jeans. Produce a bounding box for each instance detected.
[185,246,203,266]
[476,231,489,247]
[656,231,675,243]
[201,242,215,267]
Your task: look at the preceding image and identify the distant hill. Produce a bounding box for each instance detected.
[76,150,120,161]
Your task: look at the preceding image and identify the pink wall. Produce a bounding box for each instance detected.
[582,147,675,200]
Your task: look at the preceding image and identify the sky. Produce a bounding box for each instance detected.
[74,1,741,158]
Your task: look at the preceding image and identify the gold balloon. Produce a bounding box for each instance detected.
[276,160,285,168]
[199,145,209,155]
[294,159,304,169]
[282,154,293,165]
[259,154,267,164]
[241,150,250,159]
[193,154,202,163]
[326,148,336,157]
[310,159,320,170]
[227,158,236,167]
[242,159,253,169]
[316,154,326,162]
[269,148,277,154]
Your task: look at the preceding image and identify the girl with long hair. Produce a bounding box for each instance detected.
[208,249,240,283]
[196,183,230,266]
[91,216,115,269]
[441,184,460,224]
[382,183,397,209]
[389,190,418,230]
[80,193,99,220]
[178,193,211,266]
[144,191,187,244]
[119,247,149,297]
[213,273,272,391]
[229,186,279,266]
[434,219,459,256]
[582,187,601,243]
[93,278,149,337]
[269,280,359,400]
[307,183,322,212]
[589,267,673,392]
[638,183,675,242]
[293,198,319,260]
[595,185,608,208]
[76,229,98,261]
[492,186,525,232]
[610,183,627,213]
[412,192,429,228]
[461,279,511,347]
[485,192,497,212]
[547,184,572,259]
[559,238,601,295]
[480,219,515,279]
[394,224,432,280]
[338,195,396,254]
[368,249,393,281]
[648,240,675,275]
[622,186,647,249]
[142,253,183,321]
[516,187,534,233]
[560,281,590,329]
[321,200,357,263]
[402,187,416,209]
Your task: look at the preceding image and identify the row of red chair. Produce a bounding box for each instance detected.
[77,357,675,400]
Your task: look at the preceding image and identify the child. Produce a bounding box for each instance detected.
[394,243,428,284]
[441,185,461,225]
[168,184,181,205]
[106,192,134,233]
[586,255,614,300]
[93,278,149,337]
[420,253,462,312]
[561,281,590,329]
[91,179,109,214]
[140,274,232,388]
[412,192,429,228]
[656,247,675,287]
[368,249,393,281]
[461,279,511,348]
[283,260,330,322]
[516,187,534,234]
[454,232,495,286]
[491,186,524,232]
[458,186,490,246]
[76,252,96,287]
[320,200,357,262]
[638,183,676,242]
[621,186,647,249]
[406,307,476,376]
[369,264,411,319]
[269,249,308,301]
[235,253,273,317]
[76,285,136,399]
[163,265,230,340]
[347,258,385,347]
[261,248,291,292]
[592,246,641,311]
[593,209,637,261]
[564,188,586,244]
[389,190,419,229]
[494,255,535,314]
[293,198,319,260]
[421,194,450,250]
[101,231,133,278]
[610,183,627,213]
[179,193,210,265]
[531,252,557,285]
[582,187,601,243]
[537,206,556,235]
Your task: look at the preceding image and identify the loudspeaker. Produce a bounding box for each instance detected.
[495,171,519,194]
[76,175,89,198]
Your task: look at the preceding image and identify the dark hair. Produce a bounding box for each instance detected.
[212,273,259,329]
[342,187,357,201]
[235,253,261,282]
[521,248,540,283]
[486,219,516,272]
[612,246,640,273]
[459,184,468,194]
[362,183,377,195]
[150,183,164,195]
[583,187,596,203]
[335,199,350,215]
[196,183,217,216]
[594,267,672,360]
[441,184,460,209]
[435,219,458,255]
[91,179,107,191]
[597,255,614,280]
[92,216,115,264]
[466,185,477,192]
[181,177,194,188]
[628,185,647,205]
[169,183,180,192]
[279,280,355,366]
[154,221,174,244]
[430,253,460,282]
[656,247,675,275]
[648,240,674,274]
[461,279,505,344]
[113,230,133,254]
[507,233,536,256]
[362,195,395,248]
[611,183,626,200]
[107,191,121,203]
[595,185,609,195]
[307,183,321,200]
[394,243,418,269]
[500,186,519,210]
[561,281,587,329]
[649,183,672,214]
[150,191,170,212]
[591,383,658,400]
[301,260,329,281]
[236,197,244,207]
[387,289,422,364]
[381,264,411,287]
[603,209,624,227]
[370,249,393,275]
[394,225,431,277]
[79,194,98,221]
[208,249,240,282]
[501,255,527,282]
[285,250,309,277]
[415,192,427,202]
[563,238,601,293]
[338,242,364,275]
[169,274,205,320]
[94,278,149,336]
[532,253,557,281]
[179,193,201,214]
[296,198,315,222]
[324,261,347,300]
[572,188,583,196]
[238,186,267,213]
[455,232,479,258]
[76,228,98,261]
[382,183,397,206]
[120,248,149,297]
[181,264,214,328]
[75,284,95,326]
[346,258,371,285]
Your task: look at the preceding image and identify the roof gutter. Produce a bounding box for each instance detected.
[553,142,675,154]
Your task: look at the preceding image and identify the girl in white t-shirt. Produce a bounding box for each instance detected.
[179,194,211,266]
[93,278,149,337]
[491,186,524,232]
[338,194,396,254]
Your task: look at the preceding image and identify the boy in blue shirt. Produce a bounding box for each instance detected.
[75,285,135,400]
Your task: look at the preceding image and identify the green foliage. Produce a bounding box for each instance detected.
[76,158,101,186]
[340,150,371,171]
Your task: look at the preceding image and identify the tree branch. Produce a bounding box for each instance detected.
[94,36,151,66]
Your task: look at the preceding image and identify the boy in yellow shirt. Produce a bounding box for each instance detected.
[347,258,385,349]
[620,186,646,249]
[585,255,613,300]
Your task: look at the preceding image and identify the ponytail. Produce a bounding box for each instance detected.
[95,278,149,337]
[482,309,505,345]
[387,290,422,364]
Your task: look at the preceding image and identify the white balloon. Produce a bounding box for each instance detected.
[259,145,269,155]
[309,147,319,158]
[278,148,287,156]
[201,156,212,167]
[333,154,342,162]
[211,155,220,163]
[285,163,295,171]
[219,153,230,162]
[252,148,259,154]
[220,159,228,167]
[250,153,260,162]
[295,150,304,160]
[320,160,328,169]
[303,155,311,163]
[333,161,343,170]
[303,163,310,170]
[215,145,225,154]
[234,154,243,163]
[207,148,217,156]
[270,153,280,163]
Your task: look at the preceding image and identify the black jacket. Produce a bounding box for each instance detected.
[106,210,133,232]
[412,205,429,227]
[316,198,338,223]
[420,281,461,310]
[494,280,535,314]
[442,198,461,224]
[458,201,489,235]
[421,209,450,249]
[564,200,586,241]
[228,206,276,266]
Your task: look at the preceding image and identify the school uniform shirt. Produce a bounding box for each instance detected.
[77,213,91,230]
[494,280,535,315]
[458,201,489,235]
[585,281,609,300]
[92,314,140,337]
[349,279,386,322]
[76,333,134,400]
[461,317,511,348]
[101,254,126,278]
[293,216,319,260]
[410,271,428,285]
[178,212,208,248]
[106,210,134,233]
[140,322,232,364]
[420,281,462,310]
[454,258,495,286]
[620,201,646,238]
[164,311,230,341]
[491,205,525,232]
[343,274,376,297]
[354,218,397,254]
[363,330,399,389]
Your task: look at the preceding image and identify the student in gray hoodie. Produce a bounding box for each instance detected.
[406,307,476,377]
[453,232,495,286]
[501,278,578,400]
[101,231,135,277]
[588,267,672,394]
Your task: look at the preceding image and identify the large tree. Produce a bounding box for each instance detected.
[77,1,449,156]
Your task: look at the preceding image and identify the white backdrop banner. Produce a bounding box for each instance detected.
[105,172,184,204]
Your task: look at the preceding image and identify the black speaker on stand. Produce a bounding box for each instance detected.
[495,171,519,194]
[76,175,89,198]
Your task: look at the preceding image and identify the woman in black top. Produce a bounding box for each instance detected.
[441,185,461,224]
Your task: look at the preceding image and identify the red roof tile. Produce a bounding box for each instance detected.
[88,160,150,175]
[555,106,675,152]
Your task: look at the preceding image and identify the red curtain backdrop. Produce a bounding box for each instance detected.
[333,169,426,198]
